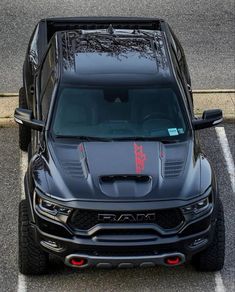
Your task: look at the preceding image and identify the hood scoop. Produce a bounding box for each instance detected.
[99,175,153,199]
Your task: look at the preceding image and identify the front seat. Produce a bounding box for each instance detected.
[53,90,99,135]
[130,89,176,135]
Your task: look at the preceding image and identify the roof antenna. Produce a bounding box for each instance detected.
[107,24,114,35]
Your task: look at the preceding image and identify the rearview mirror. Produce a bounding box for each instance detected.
[14,108,45,131]
[192,109,223,130]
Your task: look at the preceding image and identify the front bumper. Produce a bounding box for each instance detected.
[64,252,186,268]
[30,210,216,268]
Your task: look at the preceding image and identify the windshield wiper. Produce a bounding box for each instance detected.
[55,135,180,143]
[158,139,180,144]
[112,136,149,141]
[55,135,111,142]
[112,136,180,143]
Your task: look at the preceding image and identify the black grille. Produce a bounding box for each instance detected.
[68,208,184,231]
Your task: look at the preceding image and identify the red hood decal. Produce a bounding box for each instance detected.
[134,142,147,174]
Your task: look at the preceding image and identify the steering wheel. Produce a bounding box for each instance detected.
[143,112,170,122]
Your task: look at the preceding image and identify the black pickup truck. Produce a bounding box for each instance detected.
[15,17,224,275]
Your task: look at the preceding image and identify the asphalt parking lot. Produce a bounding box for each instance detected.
[0,123,234,292]
[0,0,234,91]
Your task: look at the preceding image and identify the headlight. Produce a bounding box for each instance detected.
[181,197,210,215]
[34,193,72,223]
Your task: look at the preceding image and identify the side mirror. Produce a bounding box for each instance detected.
[14,108,45,131]
[192,109,223,130]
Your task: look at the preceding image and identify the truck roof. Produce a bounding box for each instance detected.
[55,27,175,87]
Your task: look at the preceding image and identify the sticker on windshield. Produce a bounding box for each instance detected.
[168,128,178,136]
[178,128,184,134]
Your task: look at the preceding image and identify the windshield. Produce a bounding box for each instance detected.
[52,86,189,140]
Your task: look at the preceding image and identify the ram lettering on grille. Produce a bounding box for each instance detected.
[98,213,156,223]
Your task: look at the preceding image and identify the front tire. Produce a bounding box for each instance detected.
[192,199,225,271]
[19,87,31,152]
[18,200,49,275]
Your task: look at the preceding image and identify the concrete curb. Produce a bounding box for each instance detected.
[0,93,18,97]
[192,89,235,93]
[0,90,234,127]
[0,118,16,128]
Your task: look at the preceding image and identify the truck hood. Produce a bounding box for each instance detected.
[32,139,211,202]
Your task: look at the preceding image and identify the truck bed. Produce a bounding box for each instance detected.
[43,16,164,42]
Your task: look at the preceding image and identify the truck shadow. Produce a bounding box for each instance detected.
[26,257,216,292]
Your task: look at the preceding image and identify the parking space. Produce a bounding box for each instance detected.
[0,123,234,292]
[0,127,19,291]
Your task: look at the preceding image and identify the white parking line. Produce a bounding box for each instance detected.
[20,151,28,199]
[17,274,27,292]
[215,127,235,193]
[214,126,235,292]
[17,151,28,292]
[215,272,226,292]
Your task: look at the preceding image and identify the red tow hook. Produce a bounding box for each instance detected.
[165,256,181,266]
[70,257,87,267]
